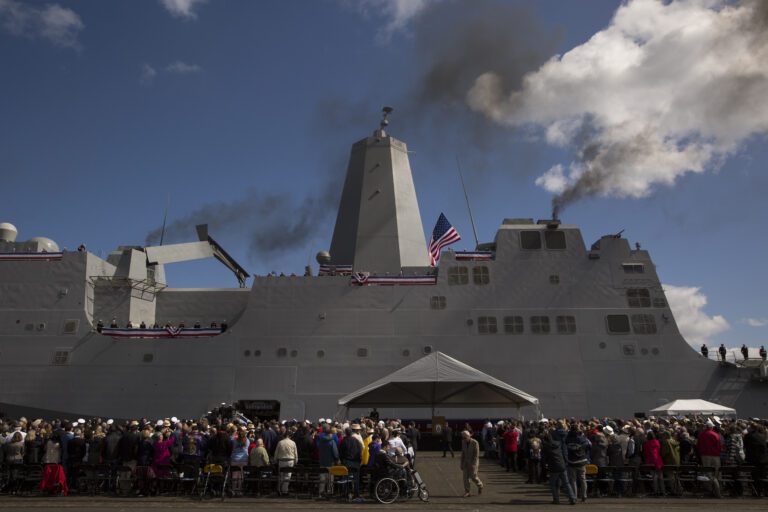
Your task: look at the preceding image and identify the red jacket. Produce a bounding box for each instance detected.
[697,429,721,457]
[503,430,519,453]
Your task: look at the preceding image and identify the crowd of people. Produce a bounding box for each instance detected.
[479,416,768,504]
[0,411,766,503]
[0,412,423,500]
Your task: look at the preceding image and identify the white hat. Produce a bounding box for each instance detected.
[171,417,179,423]
[156,419,164,427]
[318,418,325,424]
[281,420,286,425]
[77,418,86,424]
[485,422,493,428]
[603,426,614,435]
[705,420,714,428]
[497,420,504,425]
[106,419,114,425]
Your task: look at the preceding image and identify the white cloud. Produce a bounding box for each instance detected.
[357,0,438,41]
[140,63,157,85]
[166,61,202,74]
[743,317,768,327]
[467,0,768,210]
[159,0,206,20]
[0,0,84,48]
[664,284,729,347]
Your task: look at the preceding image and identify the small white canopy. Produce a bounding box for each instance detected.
[337,351,538,410]
[649,399,736,417]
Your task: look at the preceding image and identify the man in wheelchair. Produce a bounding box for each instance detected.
[372,446,410,485]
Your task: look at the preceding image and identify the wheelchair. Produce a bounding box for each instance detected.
[373,466,428,504]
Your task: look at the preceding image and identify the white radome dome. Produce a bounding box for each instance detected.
[28,237,60,253]
[0,222,18,242]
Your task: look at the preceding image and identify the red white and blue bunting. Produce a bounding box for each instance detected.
[100,326,223,339]
[0,252,63,261]
[351,272,437,286]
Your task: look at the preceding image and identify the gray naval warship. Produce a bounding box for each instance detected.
[1,110,766,422]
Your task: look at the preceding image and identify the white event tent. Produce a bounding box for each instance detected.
[337,351,539,417]
[649,399,736,417]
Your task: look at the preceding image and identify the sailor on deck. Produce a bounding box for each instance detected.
[718,344,727,362]
[700,344,708,358]
[741,344,749,361]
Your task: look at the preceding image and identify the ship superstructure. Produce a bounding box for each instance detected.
[0,112,765,421]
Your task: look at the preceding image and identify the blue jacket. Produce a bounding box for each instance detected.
[317,434,339,468]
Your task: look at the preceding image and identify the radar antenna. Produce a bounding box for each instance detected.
[381,106,393,130]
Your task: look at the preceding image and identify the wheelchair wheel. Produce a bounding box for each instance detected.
[418,487,429,502]
[374,477,400,504]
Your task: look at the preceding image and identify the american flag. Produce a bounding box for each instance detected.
[429,213,461,266]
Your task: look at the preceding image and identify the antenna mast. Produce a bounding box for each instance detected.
[455,155,479,248]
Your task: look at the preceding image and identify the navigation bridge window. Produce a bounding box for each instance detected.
[530,316,550,334]
[504,316,524,334]
[627,288,651,307]
[477,316,498,334]
[631,314,658,334]
[520,231,541,250]
[473,266,489,285]
[448,267,469,285]
[622,263,645,274]
[545,231,566,250]
[556,315,577,334]
[430,296,447,309]
[606,315,631,334]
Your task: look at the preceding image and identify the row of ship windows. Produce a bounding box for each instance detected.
[520,230,567,250]
[474,314,658,335]
[430,289,666,310]
[446,267,648,288]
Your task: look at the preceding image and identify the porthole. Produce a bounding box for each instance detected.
[277,348,287,357]
[651,347,660,355]
[466,319,474,326]
[15,319,20,324]
[317,350,325,358]
[402,349,410,357]
[253,350,261,357]
[37,323,46,331]
[357,348,368,357]
[598,342,607,349]
[290,350,298,358]
[641,348,649,355]
[423,345,433,354]
[142,353,154,363]
[244,349,251,357]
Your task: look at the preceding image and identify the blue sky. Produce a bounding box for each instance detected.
[1,0,766,350]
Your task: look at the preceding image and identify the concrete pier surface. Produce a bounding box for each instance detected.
[0,453,765,511]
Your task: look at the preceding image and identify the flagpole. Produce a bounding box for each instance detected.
[455,155,479,248]
[159,194,170,246]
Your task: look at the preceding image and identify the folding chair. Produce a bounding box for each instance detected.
[115,466,135,496]
[613,466,635,497]
[595,466,615,497]
[676,465,698,496]
[696,466,721,498]
[633,464,655,496]
[176,464,199,496]
[329,465,352,501]
[735,465,757,497]
[154,465,179,495]
[242,466,259,496]
[20,465,44,495]
[584,464,599,497]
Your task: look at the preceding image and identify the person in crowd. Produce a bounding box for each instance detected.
[460,430,483,498]
[643,431,665,496]
[502,422,519,472]
[316,427,339,497]
[24,430,43,464]
[760,345,767,361]
[697,420,722,498]
[274,431,298,495]
[441,422,454,458]
[565,424,590,503]
[590,430,609,468]
[718,344,727,362]
[118,421,140,470]
[151,430,174,478]
[542,430,576,505]
[525,429,542,484]
[226,426,247,496]
[741,344,749,361]
[249,438,270,467]
[208,425,233,466]
[725,424,745,466]
[339,426,363,501]
[744,423,768,496]
[67,428,87,489]
[700,344,708,358]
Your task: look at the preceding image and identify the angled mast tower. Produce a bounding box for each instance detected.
[329,107,429,273]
